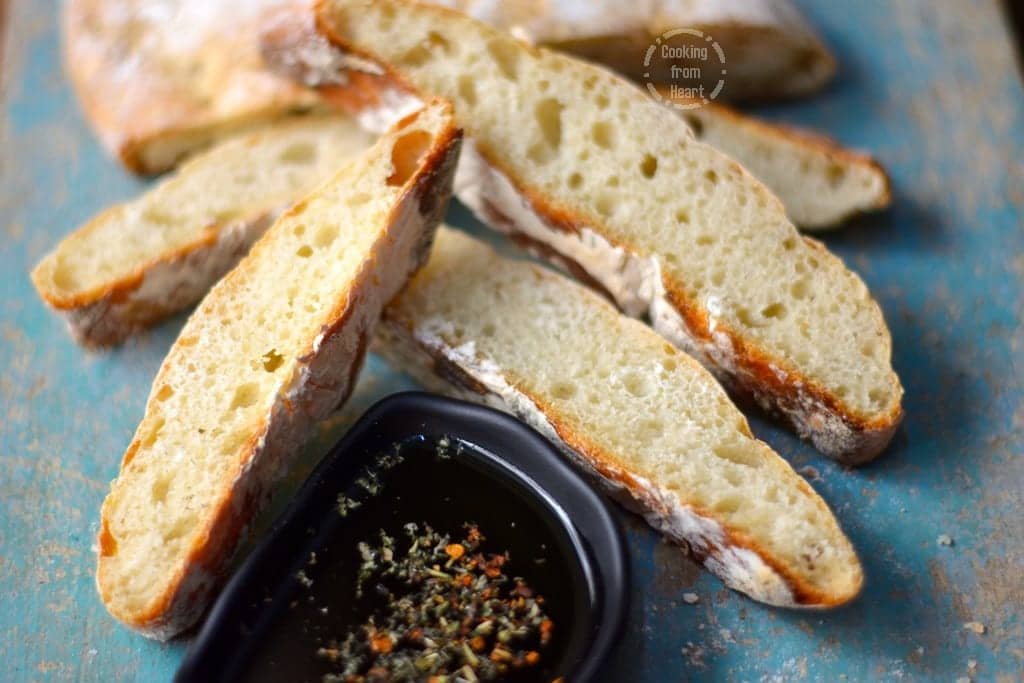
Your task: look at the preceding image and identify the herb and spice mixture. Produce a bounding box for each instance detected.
[316,523,555,682]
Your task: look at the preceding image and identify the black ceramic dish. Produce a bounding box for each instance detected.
[175,392,628,683]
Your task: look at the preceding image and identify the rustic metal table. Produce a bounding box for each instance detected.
[2,1,1022,680]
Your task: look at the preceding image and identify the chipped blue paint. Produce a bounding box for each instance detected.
[1,0,1021,681]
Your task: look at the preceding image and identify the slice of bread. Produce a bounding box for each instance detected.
[301,0,904,464]
[32,115,375,347]
[260,8,879,232]
[663,95,891,229]
[379,227,864,608]
[427,0,835,100]
[95,101,462,640]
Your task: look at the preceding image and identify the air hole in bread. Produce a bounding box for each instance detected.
[594,194,614,217]
[458,75,477,105]
[400,32,449,67]
[279,142,316,164]
[230,383,259,410]
[551,381,577,400]
[713,442,763,468]
[595,93,610,110]
[262,349,284,372]
[638,419,664,442]
[704,169,719,185]
[762,303,787,320]
[607,176,620,188]
[826,163,847,187]
[860,342,877,358]
[640,154,659,179]
[713,495,743,514]
[535,98,564,151]
[151,475,171,504]
[675,210,691,225]
[51,261,77,291]
[591,121,615,149]
[782,237,797,251]
[388,130,432,187]
[377,4,396,29]
[791,280,809,300]
[487,37,520,80]
[156,385,174,402]
[622,370,651,397]
[314,225,338,248]
[296,245,313,258]
[567,172,583,189]
[140,417,165,449]
[696,234,714,246]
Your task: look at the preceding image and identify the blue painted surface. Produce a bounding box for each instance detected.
[1,0,1022,680]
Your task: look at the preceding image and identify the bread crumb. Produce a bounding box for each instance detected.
[683,592,699,604]
[937,534,953,547]
[964,621,986,634]
[967,659,977,670]
[798,465,821,481]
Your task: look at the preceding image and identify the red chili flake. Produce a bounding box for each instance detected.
[370,632,393,654]
[445,543,466,560]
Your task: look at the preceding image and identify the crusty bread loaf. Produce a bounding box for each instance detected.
[379,227,864,608]
[427,0,835,100]
[663,94,891,229]
[63,0,326,173]
[32,116,375,347]
[96,101,461,640]
[295,0,904,464]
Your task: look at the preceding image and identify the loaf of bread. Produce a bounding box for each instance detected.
[379,227,864,608]
[288,0,905,464]
[428,0,836,100]
[95,101,461,639]
[665,95,891,229]
[64,0,328,173]
[32,115,375,347]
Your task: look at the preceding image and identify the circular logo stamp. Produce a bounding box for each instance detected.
[643,29,726,110]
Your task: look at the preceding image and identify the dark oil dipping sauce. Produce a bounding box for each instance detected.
[238,436,587,683]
